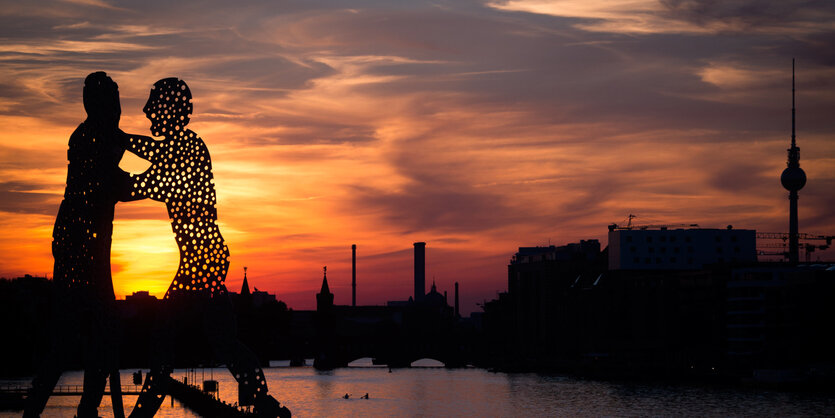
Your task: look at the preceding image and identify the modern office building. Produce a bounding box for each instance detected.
[608,226,756,270]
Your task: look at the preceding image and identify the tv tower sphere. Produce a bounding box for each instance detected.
[781,165,806,192]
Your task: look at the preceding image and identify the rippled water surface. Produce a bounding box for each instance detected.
[4,361,834,417]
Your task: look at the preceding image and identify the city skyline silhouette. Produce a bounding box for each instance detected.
[2,2,835,415]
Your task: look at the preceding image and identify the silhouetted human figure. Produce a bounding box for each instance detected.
[25,72,135,418]
[124,78,288,418]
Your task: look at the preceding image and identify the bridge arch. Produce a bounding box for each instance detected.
[347,357,385,367]
[410,358,445,367]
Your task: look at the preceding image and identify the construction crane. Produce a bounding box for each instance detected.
[755,242,789,259]
[756,232,834,244]
[756,232,834,263]
[757,243,789,249]
[757,250,789,257]
[608,214,699,231]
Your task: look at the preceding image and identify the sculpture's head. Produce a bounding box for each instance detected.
[83,72,120,128]
[143,77,192,137]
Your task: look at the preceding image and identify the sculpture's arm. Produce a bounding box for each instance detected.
[113,131,151,202]
[123,132,164,162]
[116,169,146,202]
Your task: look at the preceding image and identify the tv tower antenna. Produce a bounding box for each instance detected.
[780,58,806,264]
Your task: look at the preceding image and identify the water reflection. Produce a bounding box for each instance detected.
[4,367,834,417]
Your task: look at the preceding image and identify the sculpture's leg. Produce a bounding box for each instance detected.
[77,294,110,417]
[23,361,63,418]
[108,318,125,417]
[204,295,290,418]
[128,301,175,418]
[110,369,125,418]
[24,289,76,417]
[128,366,171,418]
[76,366,107,418]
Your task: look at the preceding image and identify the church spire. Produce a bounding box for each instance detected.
[317,266,334,312]
[320,266,330,294]
[241,266,251,297]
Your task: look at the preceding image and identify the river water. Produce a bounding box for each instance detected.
[3,359,834,417]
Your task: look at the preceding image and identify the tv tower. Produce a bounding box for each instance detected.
[780,59,806,264]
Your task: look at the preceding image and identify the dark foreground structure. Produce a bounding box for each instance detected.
[480,236,835,385]
[4,242,835,403]
[11,73,289,418]
[0,269,473,377]
[479,67,835,385]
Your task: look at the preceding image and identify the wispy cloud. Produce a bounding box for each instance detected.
[488,0,835,35]
[0,0,834,312]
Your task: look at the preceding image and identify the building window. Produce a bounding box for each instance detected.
[660,236,667,242]
[633,257,640,263]
[630,246,636,253]
[674,247,680,254]
[716,247,722,254]
[687,257,694,264]
[670,236,677,242]
[731,236,738,243]
[660,247,667,254]
[644,257,651,264]
[734,246,740,253]
[655,257,662,264]
[647,236,653,243]
[670,257,677,263]
[715,236,722,242]
[687,246,694,253]
[685,236,692,243]
[649,247,655,253]
[626,236,633,242]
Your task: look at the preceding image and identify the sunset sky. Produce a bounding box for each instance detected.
[1,0,834,314]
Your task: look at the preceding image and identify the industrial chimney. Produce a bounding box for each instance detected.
[454,281,460,318]
[414,242,426,302]
[352,244,357,307]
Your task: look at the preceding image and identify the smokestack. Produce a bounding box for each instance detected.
[352,244,357,307]
[454,282,459,318]
[414,242,426,302]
